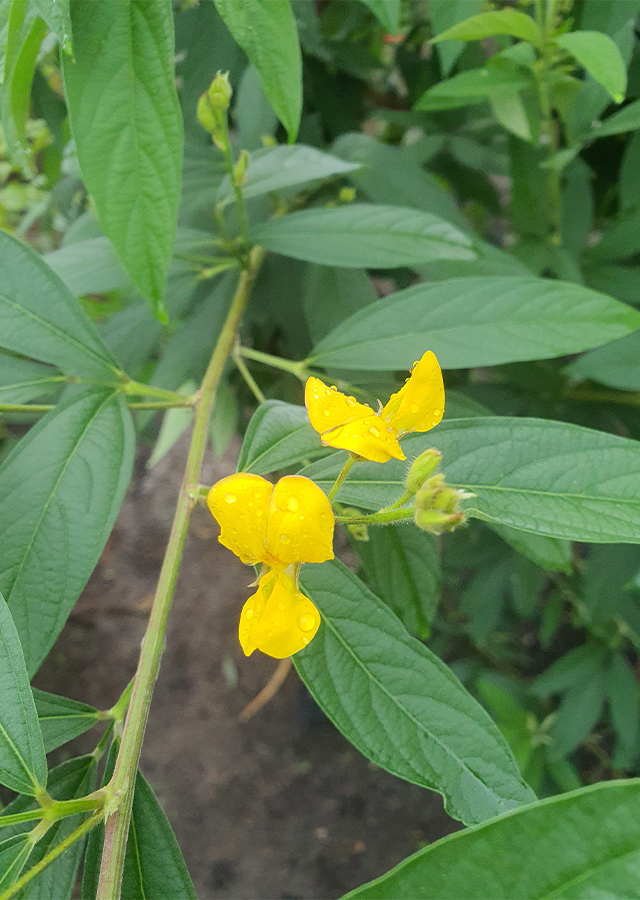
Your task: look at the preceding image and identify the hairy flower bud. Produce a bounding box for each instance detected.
[405,448,442,495]
[198,72,232,149]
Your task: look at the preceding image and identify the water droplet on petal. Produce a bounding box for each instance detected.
[433,407,441,417]
[368,425,380,438]
[330,385,337,390]
[254,492,262,499]
[277,602,286,612]
[280,534,290,544]
[313,391,320,400]
[409,403,419,413]
[288,496,299,512]
[302,636,310,645]
[324,388,332,396]
[225,493,236,504]
[323,409,331,416]
[346,397,356,407]
[245,608,254,620]
[298,613,316,632]
[256,509,263,517]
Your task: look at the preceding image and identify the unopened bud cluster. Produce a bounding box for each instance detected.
[197,72,232,150]
[406,449,472,534]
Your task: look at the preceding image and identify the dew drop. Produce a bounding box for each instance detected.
[330,385,337,390]
[256,509,263,517]
[254,492,262,499]
[280,534,290,544]
[433,407,441,417]
[346,397,357,407]
[409,403,419,413]
[299,513,305,521]
[324,388,332,396]
[302,636,310,645]
[277,602,286,612]
[323,409,331,416]
[413,360,418,367]
[287,496,299,512]
[225,492,237,504]
[298,613,316,632]
[248,500,254,508]
[313,391,320,400]
[244,608,254,620]
[368,425,381,438]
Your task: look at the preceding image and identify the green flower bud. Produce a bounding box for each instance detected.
[198,72,232,149]
[415,508,464,534]
[233,149,250,186]
[405,448,442,495]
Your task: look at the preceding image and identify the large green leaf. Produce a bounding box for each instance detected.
[63,0,183,316]
[0,389,135,675]
[44,238,132,297]
[308,277,640,370]
[0,593,46,796]
[237,399,330,475]
[0,231,120,380]
[358,0,400,32]
[32,690,100,754]
[82,753,196,900]
[555,30,627,103]
[218,144,360,205]
[1,755,97,900]
[295,560,535,825]
[303,265,377,343]
[0,834,31,893]
[431,8,541,46]
[1,0,47,174]
[213,0,302,142]
[566,331,640,390]
[0,357,61,405]
[429,0,484,75]
[343,779,640,899]
[251,205,476,268]
[300,418,640,543]
[33,0,72,52]
[414,62,535,112]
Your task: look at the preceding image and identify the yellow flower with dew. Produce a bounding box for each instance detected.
[305,350,445,463]
[207,473,334,658]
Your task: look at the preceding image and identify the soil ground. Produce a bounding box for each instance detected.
[34,436,458,900]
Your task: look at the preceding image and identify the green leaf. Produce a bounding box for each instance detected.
[32,690,100,754]
[212,0,302,142]
[0,357,60,405]
[342,779,640,900]
[357,525,439,638]
[147,382,196,469]
[590,97,640,138]
[63,0,184,316]
[308,276,640,370]
[295,560,535,825]
[432,9,541,47]
[566,331,640,390]
[605,654,640,766]
[0,389,135,675]
[414,62,535,112]
[530,643,606,697]
[235,65,279,152]
[300,417,640,543]
[555,30,627,103]
[209,380,239,458]
[0,593,46,795]
[358,0,400,32]
[218,144,360,205]
[1,755,97,900]
[303,265,377,343]
[0,230,120,380]
[429,0,484,76]
[547,671,605,760]
[251,205,476,268]
[0,834,31,892]
[44,238,132,297]
[1,1,48,174]
[237,399,330,476]
[489,523,572,574]
[83,753,196,900]
[33,0,72,52]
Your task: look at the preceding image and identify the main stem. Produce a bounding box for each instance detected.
[95,246,264,900]
[534,0,562,246]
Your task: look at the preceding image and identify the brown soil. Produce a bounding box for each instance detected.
[34,436,457,900]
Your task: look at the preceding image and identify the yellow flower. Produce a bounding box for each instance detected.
[207,473,334,658]
[305,350,444,463]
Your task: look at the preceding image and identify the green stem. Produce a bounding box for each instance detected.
[127,400,194,410]
[328,454,357,503]
[565,387,640,408]
[0,811,104,900]
[232,344,265,403]
[95,246,265,900]
[218,123,250,246]
[235,346,309,381]
[106,677,135,722]
[534,0,562,246]
[121,381,196,405]
[0,403,54,413]
[335,508,414,526]
[0,809,46,829]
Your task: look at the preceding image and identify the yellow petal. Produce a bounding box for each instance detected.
[322,416,405,462]
[267,475,334,565]
[239,570,320,658]
[381,351,445,434]
[305,376,373,435]
[207,473,272,565]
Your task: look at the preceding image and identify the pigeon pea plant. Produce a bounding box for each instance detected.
[2,0,640,898]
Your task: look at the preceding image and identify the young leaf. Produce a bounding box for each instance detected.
[63,0,184,317]
[295,560,535,826]
[33,0,73,52]
[1,755,97,900]
[32,690,101,754]
[0,230,120,380]
[0,357,61,405]
[0,834,32,892]
[1,1,48,174]
[414,63,535,112]
[605,654,640,765]
[566,331,640,391]
[44,237,132,297]
[213,0,302,142]
[358,0,400,33]
[555,31,627,103]
[251,205,476,268]
[547,671,606,760]
[0,593,46,795]
[0,389,135,675]
[237,400,330,476]
[429,0,484,76]
[431,9,541,47]
[342,780,640,899]
[308,276,640,370]
[217,145,360,205]
[590,96,640,138]
[300,418,640,543]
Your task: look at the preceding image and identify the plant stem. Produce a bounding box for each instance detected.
[0,403,54,413]
[232,344,265,403]
[121,381,196,405]
[565,387,640,408]
[328,454,356,503]
[95,246,264,900]
[335,508,414,526]
[534,0,562,246]
[0,809,46,829]
[0,811,104,900]
[235,346,309,381]
[127,400,194,410]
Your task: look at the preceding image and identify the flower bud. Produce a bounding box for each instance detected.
[405,448,442,495]
[413,474,471,534]
[233,149,249,186]
[198,72,232,149]
[341,507,369,542]
[415,508,464,534]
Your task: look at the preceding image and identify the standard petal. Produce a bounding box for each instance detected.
[241,570,320,659]
[322,416,405,463]
[266,475,335,565]
[207,473,272,565]
[381,350,444,434]
[305,376,373,435]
